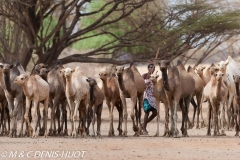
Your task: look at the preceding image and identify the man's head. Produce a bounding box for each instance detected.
[148,61,155,74]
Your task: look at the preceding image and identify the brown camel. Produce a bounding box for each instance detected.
[39,63,68,136]
[187,66,205,129]
[33,63,48,75]
[99,71,123,136]
[0,86,10,135]
[206,70,226,136]
[14,74,50,138]
[149,71,169,136]
[86,77,104,137]
[195,63,215,86]
[0,63,25,137]
[60,67,89,137]
[233,75,240,136]
[115,63,145,136]
[158,60,195,137]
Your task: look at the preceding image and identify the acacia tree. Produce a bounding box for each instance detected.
[0,0,153,69]
[0,0,240,69]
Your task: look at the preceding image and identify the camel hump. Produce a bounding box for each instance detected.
[177,59,186,71]
[187,66,194,72]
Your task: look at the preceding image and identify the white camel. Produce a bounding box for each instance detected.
[60,67,89,137]
[218,56,240,130]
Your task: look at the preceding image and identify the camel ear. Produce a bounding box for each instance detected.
[224,61,229,66]
[71,69,75,73]
[166,61,170,65]
[86,78,89,82]
[60,69,64,74]
[216,63,220,67]
[44,64,48,68]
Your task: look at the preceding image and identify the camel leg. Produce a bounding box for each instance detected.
[52,97,60,135]
[60,100,68,136]
[168,100,174,136]
[116,102,123,136]
[30,100,39,138]
[107,100,114,136]
[179,99,185,136]
[91,105,96,137]
[72,100,81,138]
[199,95,206,128]
[220,102,226,136]
[18,102,26,137]
[195,93,202,129]
[12,99,21,138]
[173,99,179,138]
[6,95,15,137]
[190,98,197,129]
[238,109,240,137]
[96,104,103,137]
[226,94,234,130]
[138,93,144,135]
[211,102,218,136]
[24,97,33,137]
[155,100,160,137]
[43,98,49,138]
[184,96,191,137]
[120,94,128,137]
[56,105,61,135]
[86,105,92,136]
[130,97,138,136]
[163,99,170,137]
[206,101,212,136]
[48,100,54,136]
[36,104,43,136]
[0,104,3,135]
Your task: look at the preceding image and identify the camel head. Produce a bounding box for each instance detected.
[210,66,219,76]
[158,60,170,71]
[14,74,29,85]
[214,71,224,81]
[217,60,229,72]
[233,75,240,84]
[195,66,205,75]
[0,63,3,73]
[60,68,75,78]
[150,71,159,83]
[34,63,48,73]
[39,68,49,79]
[86,77,97,86]
[99,71,109,80]
[3,63,13,73]
[115,66,124,76]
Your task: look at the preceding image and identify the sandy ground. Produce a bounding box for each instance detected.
[0,63,240,160]
[0,103,240,160]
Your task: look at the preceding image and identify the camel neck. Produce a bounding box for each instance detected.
[235,83,239,96]
[117,74,126,91]
[3,71,12,92]
[102,79,110,98]
[65,77,74,96]
[216,79,222,99]
[161,69,170,91]
[22,79,31,97]
[89,85,95,102]
[0,72,7,90]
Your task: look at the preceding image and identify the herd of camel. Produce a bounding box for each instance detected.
[0,55,239,139]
